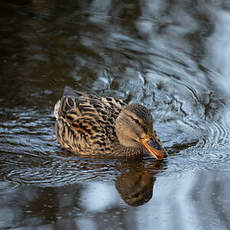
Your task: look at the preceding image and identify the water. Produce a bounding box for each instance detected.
[1,0,230,229]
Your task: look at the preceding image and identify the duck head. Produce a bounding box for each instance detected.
[115,103,166,160]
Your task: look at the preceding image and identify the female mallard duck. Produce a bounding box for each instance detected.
[54,87,166,159]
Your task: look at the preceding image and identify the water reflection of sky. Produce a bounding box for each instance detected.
[81,182,120,212]
[1,0,230,229]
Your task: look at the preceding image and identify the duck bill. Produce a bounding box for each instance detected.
[140,132,164,160]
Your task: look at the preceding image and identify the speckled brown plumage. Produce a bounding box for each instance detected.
[54,87,166,158]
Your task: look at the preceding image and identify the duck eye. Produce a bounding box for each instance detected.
[134,119,140,125]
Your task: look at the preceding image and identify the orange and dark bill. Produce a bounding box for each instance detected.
[140,131,165,160]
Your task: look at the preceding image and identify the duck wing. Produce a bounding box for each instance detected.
[54,89,127,155]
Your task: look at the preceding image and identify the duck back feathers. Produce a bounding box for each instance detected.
[55,88,127,156]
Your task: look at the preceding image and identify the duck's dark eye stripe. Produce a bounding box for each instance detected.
[129,116,149,133]
[134,119,140,125]
[128,115,141,125]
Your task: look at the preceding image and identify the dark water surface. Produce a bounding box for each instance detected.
[1,0,230,229]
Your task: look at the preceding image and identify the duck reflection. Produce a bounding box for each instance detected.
[115,169,154,206]
[1,156,166,229]
[115,160,164,206]
[54,152,165,207]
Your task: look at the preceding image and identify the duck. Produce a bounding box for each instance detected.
[54,87,167,159]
